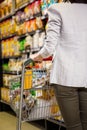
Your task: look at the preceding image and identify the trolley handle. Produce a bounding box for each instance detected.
[23,58,34,67]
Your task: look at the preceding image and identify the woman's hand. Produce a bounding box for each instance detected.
[30,53,43,62]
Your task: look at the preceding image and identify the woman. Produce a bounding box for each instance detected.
[30,0,87,130]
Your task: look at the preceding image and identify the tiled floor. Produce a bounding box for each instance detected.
[0,112,41,130]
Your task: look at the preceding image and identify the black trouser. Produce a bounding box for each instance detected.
[53,85,87,130]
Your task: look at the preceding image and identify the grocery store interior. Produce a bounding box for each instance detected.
[0,0,66,130]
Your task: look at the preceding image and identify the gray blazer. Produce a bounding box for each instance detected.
[39,3,87,87]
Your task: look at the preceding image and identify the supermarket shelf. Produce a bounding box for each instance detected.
[0,1,39,23]
[2,55,21,60]
[0,29,44,41]
[0,34,16,41]
[47,118,65,127]
[3,70,21,75]
[26,12,42,21]
[0,9,47,24]
[0,0,4,3]
[18,29,44,39]
[15,0,34,12]
[0,100,10,106]
[0,13,15,22]
[2,85,9,88]
[17,33,28,39]
[17,12,42,25]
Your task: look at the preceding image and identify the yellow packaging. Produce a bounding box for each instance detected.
[5,40,9,56]
[3,41,6,57]
[10,38,15,56]
[50,104,60,114]
[0,8,4,18]
[1,87,10,102]
[0,9,2,18]
[1,22,4,37]
[1,41,4,57]
[24,70,32,89]
[4,21,7,36]
[1,88,4,100]
[6,88,10,103]
[1,87,6,101]
[4,6,9,16]
[8,0,12,13]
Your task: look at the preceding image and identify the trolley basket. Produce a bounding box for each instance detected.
[9,58,61,130]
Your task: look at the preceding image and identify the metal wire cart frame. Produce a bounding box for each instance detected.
[9,59,62,130]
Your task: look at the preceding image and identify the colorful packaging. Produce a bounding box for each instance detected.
[24,70,32,89]
[41,0,48,15]
[19,38,26,51]
[36,17,43,29]
[33,0,41,14]
[30,19,37,31]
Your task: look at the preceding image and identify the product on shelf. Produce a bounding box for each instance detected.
[8,59,23,71]
[0,0,12,19]
[36,17,43,29]
[1,37,20,57]
[3,58,24,73]
[41,0,48,15]
[32,31,45,48]
[19,38,26,51]
[15,0,29,9]
[15,0,41,24]
[15,11,25,24]
[30,19,37,31]
[24,0,41,19]
[3,74,17,86]
[1,87,10,103]
[33,32,39,48]
[13,37,21,56]
[16,22,26,35]
[47,0,58,7]
[24,6,30,19]
[8,59,16,71]
[41,0,58,15]
[3,63,9,72]
[15,0,22,8]
[0,18,17,38]
[24,35,33,49]
[0,6,5,18]
[16,16,43,35]
[25,20,31,33]
[26,3,34,18]
[33,0,41,14]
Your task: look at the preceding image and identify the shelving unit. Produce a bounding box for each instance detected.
[0,33,16,41]
[0,34,3,112]
[0,0,66,129]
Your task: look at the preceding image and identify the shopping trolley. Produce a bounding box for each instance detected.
[9,58,61,130]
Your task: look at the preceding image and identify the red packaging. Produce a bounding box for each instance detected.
[33,0,41,14]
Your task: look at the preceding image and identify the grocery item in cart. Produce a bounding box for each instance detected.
[24,70,32,89]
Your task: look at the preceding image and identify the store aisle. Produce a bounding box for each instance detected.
[0,112,41,130]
